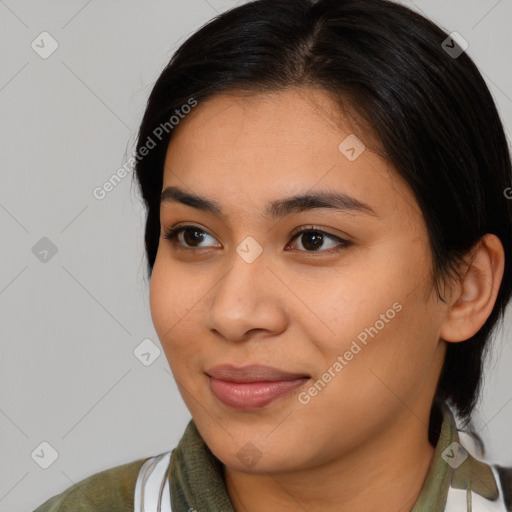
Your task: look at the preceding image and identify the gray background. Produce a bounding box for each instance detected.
[1,1,511,510]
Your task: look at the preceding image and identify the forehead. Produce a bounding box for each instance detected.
[161,88,419,222]
[166,87,367,164]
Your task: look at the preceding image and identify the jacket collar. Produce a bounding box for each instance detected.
[412,401,500,511]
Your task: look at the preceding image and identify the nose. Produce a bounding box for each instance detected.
[205,249,288,343]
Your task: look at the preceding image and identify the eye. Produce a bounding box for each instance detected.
[162,225,220,249]
[286,226,350,253]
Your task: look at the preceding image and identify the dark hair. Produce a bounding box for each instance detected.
[133,0,512,439]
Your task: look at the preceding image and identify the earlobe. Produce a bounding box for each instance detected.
[440,234,505,343]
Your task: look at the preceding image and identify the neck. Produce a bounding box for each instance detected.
[224,411,436,512]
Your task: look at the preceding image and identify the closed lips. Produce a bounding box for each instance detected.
[207,365,311,410]
[206,364,310,382]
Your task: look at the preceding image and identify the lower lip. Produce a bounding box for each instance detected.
[209,377,309,409]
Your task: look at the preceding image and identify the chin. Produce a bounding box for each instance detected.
[205,432,310,475]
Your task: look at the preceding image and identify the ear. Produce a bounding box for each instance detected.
[440,234,505,343]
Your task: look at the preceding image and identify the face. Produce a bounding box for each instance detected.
[150,87,447,474]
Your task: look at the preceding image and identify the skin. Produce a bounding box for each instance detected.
[149,87,505,511]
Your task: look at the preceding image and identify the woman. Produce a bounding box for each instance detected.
[34,0,512,510]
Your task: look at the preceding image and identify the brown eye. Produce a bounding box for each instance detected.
[298,231,325,251]
[163,225,219,249]
[287,227,350,253]
[181,227,207,247]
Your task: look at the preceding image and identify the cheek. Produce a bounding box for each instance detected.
[149,256,209,378]
[149,258,189,353]
[149,258,171,339]
[288,263,404,353]
[310,285,438,414]
[300,245,438,390]
[294,299,439,449]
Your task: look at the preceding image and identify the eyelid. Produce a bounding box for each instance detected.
[288,224,348,241]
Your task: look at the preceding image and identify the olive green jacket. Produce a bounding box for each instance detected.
[33,402,512,511]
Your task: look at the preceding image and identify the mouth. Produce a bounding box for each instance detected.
[206,364,311,409]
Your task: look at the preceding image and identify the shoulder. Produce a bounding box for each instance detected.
[33,456,150,512]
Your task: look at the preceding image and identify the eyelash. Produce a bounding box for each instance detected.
[162,224,351,254]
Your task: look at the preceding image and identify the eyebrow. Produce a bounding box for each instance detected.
[160,185,378,219]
